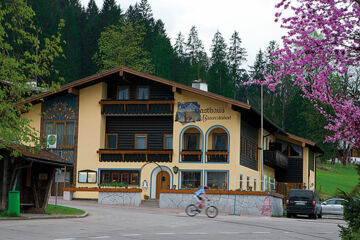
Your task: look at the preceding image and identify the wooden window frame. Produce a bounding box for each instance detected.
[136,86,150,100]
[117,86,130,100]
[105,133,118,149]
[184,133,200,150]
[163,134,173,150]
[212,133,227,151]
[253,179,257,191]
[100,170,140,186]
[78,170,97,183]
[135,133,148,149]
[44,120,75,148]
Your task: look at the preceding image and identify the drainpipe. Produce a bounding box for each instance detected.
[261,85,264,191]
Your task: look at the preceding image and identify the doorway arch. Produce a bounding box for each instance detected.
[150,166,173,199]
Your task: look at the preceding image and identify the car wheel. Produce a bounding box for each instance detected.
[318,210,322,219]
[312,213,318,219]
[286,213,291,218]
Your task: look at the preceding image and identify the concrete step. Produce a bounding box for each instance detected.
[140,199,159,208]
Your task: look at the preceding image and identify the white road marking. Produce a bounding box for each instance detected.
[122,234,141,237]
[92,236,110,239]
[220,232,240,234]
[253,232,270,234]
[155,233,176,235]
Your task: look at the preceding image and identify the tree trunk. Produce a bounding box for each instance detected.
[1,156,8,210]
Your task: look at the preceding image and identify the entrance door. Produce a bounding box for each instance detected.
[156,171,170,199]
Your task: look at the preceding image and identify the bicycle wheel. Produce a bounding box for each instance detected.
[205,206,218,218]
[185,204,198,217]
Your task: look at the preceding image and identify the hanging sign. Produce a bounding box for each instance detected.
[47,134,57,149]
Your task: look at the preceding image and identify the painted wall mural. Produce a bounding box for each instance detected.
[175,101,232,124]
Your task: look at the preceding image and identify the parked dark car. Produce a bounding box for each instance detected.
[286,189,322,219]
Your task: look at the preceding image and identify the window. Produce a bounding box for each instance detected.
[254,179,257,191]
[181,171,201,189]
[100,170,140,185]
[289,144,302,157]
[246,176,250,190]
[45,121,75,147]
[137,86,149,100]
[184,134,199,150]
[213,133,227,150]
[207,172,227,190]
[78,170,97,183]
[106,134,117,149]
[164,134,173,149]
[240,174,243,190]
[117,86,129,100]
[135,134,147,149]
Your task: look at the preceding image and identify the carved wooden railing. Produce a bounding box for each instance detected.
[99,99,174,116]
[98,149,173,162]
[180,150,202,162]
[206,150,228,162]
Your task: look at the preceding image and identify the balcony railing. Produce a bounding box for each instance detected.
[264,150,288,169]
[206,150,228,163]
[99,100,174,116]
[98,149,173,162]
[180,150,202,162]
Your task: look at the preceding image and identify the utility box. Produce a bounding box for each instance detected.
[8,191,20,216]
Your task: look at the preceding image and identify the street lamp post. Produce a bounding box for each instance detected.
[261,84,264,191]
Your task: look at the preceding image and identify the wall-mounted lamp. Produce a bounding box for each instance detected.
[173,166,179,174]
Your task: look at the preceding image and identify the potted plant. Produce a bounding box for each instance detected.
[144,194,150,200]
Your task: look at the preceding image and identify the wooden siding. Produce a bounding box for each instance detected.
[240,120,258,170]
[106,116,173,150]
[276,157,303,183]
[106,77,174,100]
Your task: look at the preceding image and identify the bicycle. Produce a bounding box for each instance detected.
[185,200,218,218]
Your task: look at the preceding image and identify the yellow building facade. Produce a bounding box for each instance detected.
[21,66,322,200]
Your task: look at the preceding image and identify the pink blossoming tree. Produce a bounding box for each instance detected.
[258,0,360,148]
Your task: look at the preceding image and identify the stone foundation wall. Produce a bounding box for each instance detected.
[98,192,141,206]
[159,193,283,216]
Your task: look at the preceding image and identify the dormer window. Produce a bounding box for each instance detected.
[117,86,129,100]
[137,86,149,100]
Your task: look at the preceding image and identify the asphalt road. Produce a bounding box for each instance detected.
[0,199,345,240]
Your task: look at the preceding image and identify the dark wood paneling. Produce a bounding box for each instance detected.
[275,157,303,182]
[107,77,174,100]
[240,120,258,170]
[106,116,173,150]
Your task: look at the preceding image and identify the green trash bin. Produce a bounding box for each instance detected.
[8,191,20,217]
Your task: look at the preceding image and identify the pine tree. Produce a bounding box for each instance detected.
[186,26,207,82]
[99,0,122,30]
[174,32,186,60]
[208,30,230,96]
[80,0,101,77]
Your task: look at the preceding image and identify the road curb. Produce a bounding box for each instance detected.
[0,211,88,221]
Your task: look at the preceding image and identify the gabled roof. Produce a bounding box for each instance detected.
[2,143,72,167]
[22,65,323,153]
[23,66,251,110]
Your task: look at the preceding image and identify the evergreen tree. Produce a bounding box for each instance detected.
[174,32,186,60]
[99,0,122,30]
[80,0,101,77]
[94,19,153,73]
[248,49,266,109]
[186,26,208,82]
[208,30,230,96]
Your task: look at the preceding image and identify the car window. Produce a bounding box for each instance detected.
[327,199,336,205]
[288,190,313,198]
[335,200,344,205]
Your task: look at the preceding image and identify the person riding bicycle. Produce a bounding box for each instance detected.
[194,186,209,211]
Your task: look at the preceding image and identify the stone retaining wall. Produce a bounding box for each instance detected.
[160,193,283,216]
[98,192,141,206]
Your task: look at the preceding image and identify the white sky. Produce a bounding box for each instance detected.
[80,0,286,68]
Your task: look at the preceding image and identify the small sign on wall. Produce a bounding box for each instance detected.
[39,173,48,180]
[47,134,57,148]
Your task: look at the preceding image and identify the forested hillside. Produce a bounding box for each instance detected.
[26,0,334,159]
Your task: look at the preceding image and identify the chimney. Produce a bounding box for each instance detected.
[192,78,208,92]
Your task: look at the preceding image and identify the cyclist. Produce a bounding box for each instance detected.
[194,186,209,211]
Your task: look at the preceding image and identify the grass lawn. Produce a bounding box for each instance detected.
[45,204,85,215]
[316,163,359,199]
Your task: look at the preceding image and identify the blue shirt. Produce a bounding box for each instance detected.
[195,189,205,196]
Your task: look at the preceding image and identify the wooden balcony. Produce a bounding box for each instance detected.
[98,149,173,162]
[206,150,228,163]
[180,150,202,162]
[99,99,174,116]
[264,150,288,169]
